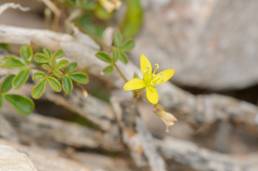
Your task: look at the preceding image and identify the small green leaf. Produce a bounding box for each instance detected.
[112,47,120,61]
[70,72,88,84]
[120,0,143,39]
[12,69,30,89]
[47,76,61,92]
[0,56,25,68]
[20,45,33,62]
[34,53,50,64]
[103,65,114,74]
[53,49,64,58]
[96,52,112,63]
[41,64,51,71]
[114,31,123,47]
[66,62,77,73]
[0,75,15,93]
[0,95,3,108]
[112,48,128,64]
[5,94,34,115]
[43,48,52,58]
[62,76,73,95]
[32,71,46,81]
[56,59,69,69]
[119,52,128,64]
[32,79,47,99]
[121,40,135,51]
[53,69,63,78]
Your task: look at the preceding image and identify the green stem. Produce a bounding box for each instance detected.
[114,63,128,82]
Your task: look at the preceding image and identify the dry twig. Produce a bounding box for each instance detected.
[0,3,29,16]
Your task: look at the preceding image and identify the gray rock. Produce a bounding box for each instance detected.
[0,144,37,171]
[134,0,258,90]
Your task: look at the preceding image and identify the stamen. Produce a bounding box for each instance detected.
[153,64,159,74]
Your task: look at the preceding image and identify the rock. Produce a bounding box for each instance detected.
[134,0,258,90]
[0,144,37,171]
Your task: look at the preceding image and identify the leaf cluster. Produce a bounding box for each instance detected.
[0,75,34,115]
[0,45,88,114]
[32,48,88,98]
[96,31,134,74]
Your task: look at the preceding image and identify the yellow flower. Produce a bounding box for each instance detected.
[123,54,175,104]
[99,0,122,13]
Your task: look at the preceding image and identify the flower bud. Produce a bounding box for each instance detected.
[99,0,122,13]
[155,109,177,132]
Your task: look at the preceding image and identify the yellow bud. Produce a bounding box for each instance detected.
[83,90,88,97]
[99,0,122,13]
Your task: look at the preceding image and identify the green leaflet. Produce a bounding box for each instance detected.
[56,59,69,69]
[0,56,25,68]
[12,69,30,89]
[119,0,143,39]
[0,75,15,93]
[5,94,34,115]
[103,65,114,74]
[32,79,47,99]
[47,76,62,92]
[53,49,64,59]
[62,76,73,95]
[33,71,47,81]
[20,45,33,62]
[34,52,50,64]
[70,72,89,84]
[96,51,112,63]
[66,62,78,73]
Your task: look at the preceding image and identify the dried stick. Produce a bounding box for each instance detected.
[0,3,29,15]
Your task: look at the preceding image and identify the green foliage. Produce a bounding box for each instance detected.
[70,72,89,84]
[0,75,15,93]
[66,62,77,73]
[96,51,112,63]
[0,76,34,115]
[96,31,135,74]
[32,79,47,99]
[32,48,88,98]
[0,45,89,115]
[33,71,47,81]
[0,43,9,51]
[47,76,62,92]
[103,65,114,74]
[5,94,34,115]
[12,69,30,89]
[112,32,134,64]
[0,56,25,68]
[62,76,73,95]
[20,45,33,62]
[119,0,143,39]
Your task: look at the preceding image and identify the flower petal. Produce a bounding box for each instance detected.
[123,78,145,91]
[152,69,175,85]
[146,86,159,104]
[140,54,152,75]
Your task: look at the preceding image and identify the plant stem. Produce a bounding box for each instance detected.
[114,63,128,82]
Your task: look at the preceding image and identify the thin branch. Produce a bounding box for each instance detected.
[40,0,61,30]
[0,3,29,15]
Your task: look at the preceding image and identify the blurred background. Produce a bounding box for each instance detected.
[1,0,258,171]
